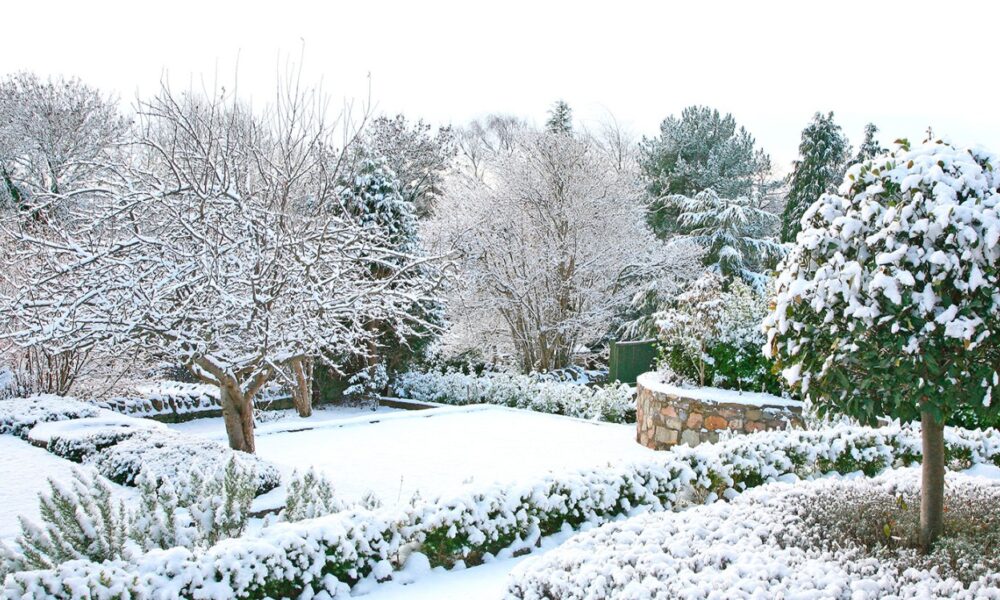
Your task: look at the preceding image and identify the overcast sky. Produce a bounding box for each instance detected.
[2,0,997,172]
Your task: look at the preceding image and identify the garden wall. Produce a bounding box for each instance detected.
[636,372,803,449]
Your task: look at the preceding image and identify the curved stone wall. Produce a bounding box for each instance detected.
[635,372,804,450]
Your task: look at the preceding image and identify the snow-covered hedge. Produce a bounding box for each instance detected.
[85,428,282,496]
[506,469,1000,599]
[0,396,102,439]
[393,371,636,423]
[28,416,165,462]
[99,380,288,419]
[5,424,999,599]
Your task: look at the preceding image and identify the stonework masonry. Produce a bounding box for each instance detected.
[636,380,804,450]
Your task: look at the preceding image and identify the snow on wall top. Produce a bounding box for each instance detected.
[636,371,802,409]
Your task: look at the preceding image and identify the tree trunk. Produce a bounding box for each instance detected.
[220,383,255,454]
[290,358,313,418]
[919,409,945,551]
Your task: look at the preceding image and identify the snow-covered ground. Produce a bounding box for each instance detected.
[171,404,654,508]
[0,436,132,540]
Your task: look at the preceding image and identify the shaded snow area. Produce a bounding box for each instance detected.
[171,405,654,508]
[0,436,131,540]
[638,371,803,408]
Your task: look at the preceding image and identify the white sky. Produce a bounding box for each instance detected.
[2,0,998,171]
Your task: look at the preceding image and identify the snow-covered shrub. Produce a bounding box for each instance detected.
[99,380,289,419]
[506,470,1000,599]
[4,424,998,599]
[281,468,346,522]
[656,274,782,393]
[393,371,636,423]
[85,428,280,495]
[1,469,127,574]
[343,363,388,402]
[2,460,260,580]
[29,416,166,463]
[0,396,102,439]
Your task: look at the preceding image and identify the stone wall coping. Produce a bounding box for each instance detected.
[636,372,802,410]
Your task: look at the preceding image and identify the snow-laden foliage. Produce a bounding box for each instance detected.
[393,371,636,423]
[97,380,288,419]
[506,469,1000,599]
[3,424,998,599]
[281,468,346,522]
[2,460,258,577]
[0,80,446,453]
[765,140,1000,427]
[84,427,281,495]
[670,188,785,283]
[0,396,101,439]
[781,110,852,242]
[656,274,780,393]
[430,128,672,372]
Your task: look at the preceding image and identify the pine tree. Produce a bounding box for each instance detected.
[855,122,884,162]
[640,106,773,237]
[545,100,573,134]
[780,111,851,242]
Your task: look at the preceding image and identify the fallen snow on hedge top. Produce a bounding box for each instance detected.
[26,415,165,446]
[100,380,289,418]
[4,423,999,599]
[507,469,1000,600]
[637,371,802,408]
[0,396,104,439]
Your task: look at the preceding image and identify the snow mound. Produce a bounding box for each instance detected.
[507,470,1000,599]
[0,396,104,439]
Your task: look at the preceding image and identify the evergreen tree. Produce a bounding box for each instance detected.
[855,122,884,162]
[338,154,419,254]
[780,111,851,242]
[545,100,573,134]
[640,106,772,237]
[671,189,784,285]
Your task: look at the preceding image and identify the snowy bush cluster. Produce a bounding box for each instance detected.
[0,396,102,438]
[5,424,998,599]
[506,469,1000,599]
[0,396,281,496]
[99,380,288,419]
[393,371,636,423]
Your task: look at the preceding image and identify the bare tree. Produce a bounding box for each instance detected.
[0,77,445,452]
[429,128,673,373]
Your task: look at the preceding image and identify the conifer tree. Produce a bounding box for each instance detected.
[545,100,573,134]
[855,122,884,162]
[780,111,851,242]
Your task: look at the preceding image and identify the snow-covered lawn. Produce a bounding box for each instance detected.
[170,405,654,508]
[0,436,131,540]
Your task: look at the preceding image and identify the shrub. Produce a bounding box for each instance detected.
[0,396,102,439]
[85,428,281,495]
[506,470,1000,599]
[282,468,346,522]
[393,371,636,423]
[3,424,998,598]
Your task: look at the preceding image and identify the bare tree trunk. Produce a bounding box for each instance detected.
[290,358,313,418]
[920,409,945,551]
[220,383,255,454]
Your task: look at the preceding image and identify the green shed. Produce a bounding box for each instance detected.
[608,339,658,385]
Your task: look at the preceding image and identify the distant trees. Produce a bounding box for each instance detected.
[780,111,851,242]
[0,72,131,396]
[854,122,884,163]
[430,125,672,373]
[640,106,772,237]
[545,100,573,134]
[669,189,783,284]
[0,79,445,453]
[359,114,455,218]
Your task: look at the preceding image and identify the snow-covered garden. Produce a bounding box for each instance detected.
[1,48,999,599]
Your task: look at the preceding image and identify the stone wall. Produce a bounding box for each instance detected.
[636,375,804,450]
